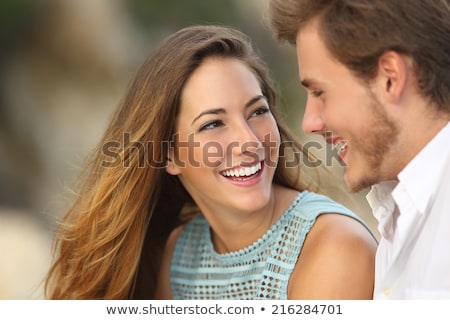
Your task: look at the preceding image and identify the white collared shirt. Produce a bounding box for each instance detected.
[367,121,450,299]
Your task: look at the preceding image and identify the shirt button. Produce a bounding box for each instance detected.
[383,288,392,297]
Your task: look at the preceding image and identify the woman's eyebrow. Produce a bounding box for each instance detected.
[244,95,266,109]
[191,108,226,125]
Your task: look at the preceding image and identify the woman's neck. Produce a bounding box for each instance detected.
[205,185,298,253]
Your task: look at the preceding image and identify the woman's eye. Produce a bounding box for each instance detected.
[199,120,224,132]
[250,106,270,118]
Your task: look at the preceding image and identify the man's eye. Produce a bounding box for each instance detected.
[311,90,324,98]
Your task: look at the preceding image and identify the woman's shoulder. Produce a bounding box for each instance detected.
[166,214,209,253]
[288,212,377,299]
[292,192,378,255]
[307,212,378,248]
[295,190,355,215]
[154,224,186,299]
[160,223,192,265]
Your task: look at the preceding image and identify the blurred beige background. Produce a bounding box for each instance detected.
[0,0,378,299]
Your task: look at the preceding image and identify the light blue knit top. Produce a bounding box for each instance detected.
[170,190,375,299]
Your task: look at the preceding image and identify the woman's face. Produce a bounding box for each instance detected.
[166,57,280,215]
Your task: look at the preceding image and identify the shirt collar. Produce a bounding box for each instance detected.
[395,121,450,215]
[367,181,398,239]
[367,121,450,239]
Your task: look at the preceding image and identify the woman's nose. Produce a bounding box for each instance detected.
[302,100,326,134]
[230,122,263,157]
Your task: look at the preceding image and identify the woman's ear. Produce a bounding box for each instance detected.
[375,51,408,104]
[165,148,181,175]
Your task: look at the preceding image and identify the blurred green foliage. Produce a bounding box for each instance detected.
[129,0,242,30]
[0,0,39,54]
[0,0,306,126]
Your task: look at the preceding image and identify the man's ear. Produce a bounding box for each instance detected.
[375,51,408,104]
[165,148,181,175]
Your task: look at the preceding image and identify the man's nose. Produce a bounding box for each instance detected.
[302,100,326,134]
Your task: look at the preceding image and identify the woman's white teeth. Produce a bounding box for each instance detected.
[222,162,261,177]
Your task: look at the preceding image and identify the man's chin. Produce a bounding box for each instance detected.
[344,171,375,193]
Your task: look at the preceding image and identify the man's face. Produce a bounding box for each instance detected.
[295,22,400,192]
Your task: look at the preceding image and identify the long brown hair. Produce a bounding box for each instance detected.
[45,25,317,299]
[268,0,450,112]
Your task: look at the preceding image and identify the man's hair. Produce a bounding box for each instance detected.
[269,0,450,112]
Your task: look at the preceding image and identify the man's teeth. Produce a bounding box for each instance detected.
[222,162,261,177]
[336,141,348,154]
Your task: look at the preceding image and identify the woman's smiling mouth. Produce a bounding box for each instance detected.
[221,161,262,180]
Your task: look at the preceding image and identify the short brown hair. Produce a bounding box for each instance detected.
[269,0,450,112]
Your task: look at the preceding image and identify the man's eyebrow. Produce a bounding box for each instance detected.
[190,95,267,125]
[300,78,313,88]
